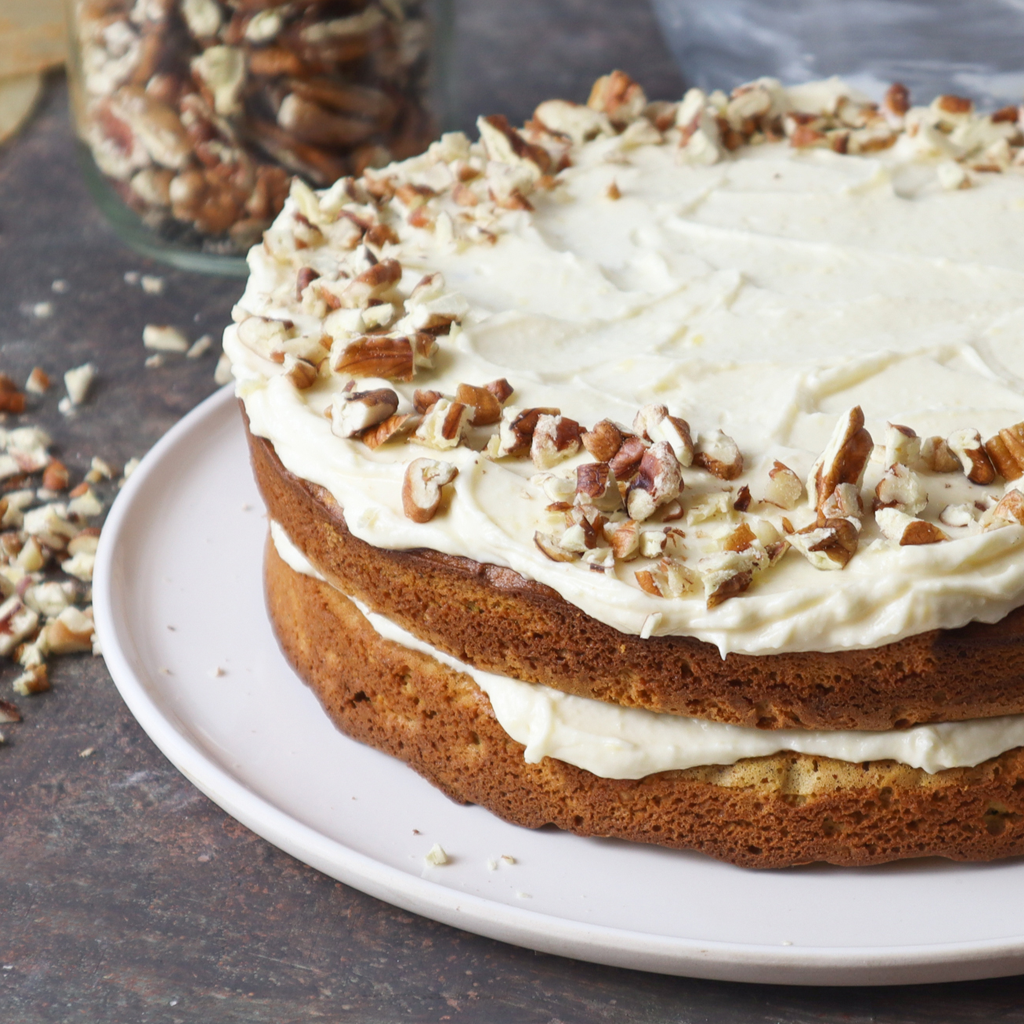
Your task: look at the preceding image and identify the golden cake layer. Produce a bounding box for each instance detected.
[249,415,1024,734]
[265,533,1024,869]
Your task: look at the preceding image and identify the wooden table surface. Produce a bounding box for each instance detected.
[3,3,1024,1020]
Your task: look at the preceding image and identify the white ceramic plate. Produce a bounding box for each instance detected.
[94,386,1024,986]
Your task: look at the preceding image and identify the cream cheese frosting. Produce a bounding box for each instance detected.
[230,78,1024,655]
[270,521,1024,778]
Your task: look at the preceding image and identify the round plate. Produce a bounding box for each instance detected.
[93,386,1024,986]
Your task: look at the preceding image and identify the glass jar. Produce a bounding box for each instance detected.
[650,0,1024,109]
[65,0,454,275]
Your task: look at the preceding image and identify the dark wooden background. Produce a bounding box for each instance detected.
[3,1,1024,1020]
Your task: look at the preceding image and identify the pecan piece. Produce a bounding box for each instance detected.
[763,460,803,509]
[626,442,682,522]
[789,517,860,570]
[534,531,578,563]
[985,421,1024,482]
[874,464,927,514]
[455,383,502,426]
[990,489,1024,526]
[329,388,399,438]
[947,429,996,484]
[694,429,743,480]
[362,414,418,450]
[587,70,647,128]
[581,419,624,463]
[884,83,911,116]
[478,114,552,175]
[403,458,458,524]
[608,435,647,481]
[876,508,949,545]
[332,336,413,381]
[634,404,694,466]
[414,399,472,450]
[920,435,961,473]
[488,407,560,459]
[413,389,443,414]
[884,423,920,467]
[531,415,582,469]
[575,462,621,512]
[810,406,872,511]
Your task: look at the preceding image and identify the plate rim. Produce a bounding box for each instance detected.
[92,385,1024,986]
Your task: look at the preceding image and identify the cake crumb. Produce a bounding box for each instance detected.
[486,858,497,871]
[124,271,140,285]
[515,891,532,899]
[51,279,68,293]
[209,666,226,678]
[500,854,516,865]
[32,301,53,318]
[141,274,165,295]
[79,747,95,758]
[143,325,189,353]
[424,843,448,866]
[144,354,165,369]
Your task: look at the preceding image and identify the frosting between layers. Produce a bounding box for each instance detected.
[231,86,1024,655]
[270,521,1024,779]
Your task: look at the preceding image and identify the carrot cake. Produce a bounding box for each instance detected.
[223,72,1024,867]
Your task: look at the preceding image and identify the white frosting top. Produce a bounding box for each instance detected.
[269,522,1024,777]
[230,80,1024,655]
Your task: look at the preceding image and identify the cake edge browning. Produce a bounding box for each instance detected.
[265,534,1024,869]
[246,410,1024,733]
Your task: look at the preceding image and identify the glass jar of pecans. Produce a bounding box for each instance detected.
[65,0,454,274]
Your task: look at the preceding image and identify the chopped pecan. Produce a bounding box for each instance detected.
[455,383,502,426]
[581,419,624,463]
[884,423,920,467]
[732,485,751,512]
[634,404,694,466]
[991,489,1024,526]
[587,70,647,128]
[874,464,927,515]
[332,336,413,381]
[484,378,514,405]
[365,223,399,249]
[920,435,962,473]
[329,388,399,438]
[296,266,320,300]
[608,435,647,481]
[626,442,682,522]
[763,460,803,509]
[636,559,700,599]
[939,503,978,528]
[821,482,864,520]
[42,461,69,492]
[876,508,949,545]
[478,114,552,174]
[283,356,319,390]
[488,406,560,459]
[403,458,458,524]
[575,462,621,511]
[985,421,1024,481]
[695,429,743,480]
[947,429,996,484]
[884,83,911,116]
[414,399,472,450]
[413,389,443,414]
[789,517,860,569]
[362,413,418,450]
[531,415,581,469]
[0,375,26,414]
[700,550,757,607]
[534,530,578,563]
[810,406,872,511]
[607,519,640,560]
